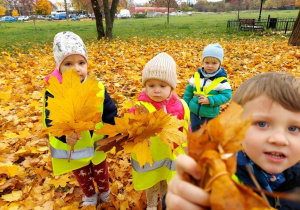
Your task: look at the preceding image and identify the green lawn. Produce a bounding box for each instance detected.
[0,9,298,54]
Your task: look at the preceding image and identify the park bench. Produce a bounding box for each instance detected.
[239,19,264,31]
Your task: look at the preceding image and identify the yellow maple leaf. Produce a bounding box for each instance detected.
[42,69,103,137]
[120,200,129,210]
[0,163,19,177]
[96,105,185,167]
[49,174,70,188]
[1,190,22,202]
[124,140,153,167]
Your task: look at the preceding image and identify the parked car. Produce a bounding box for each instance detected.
[119,9,131,18]
[18,16,30,21]
[0,16,17,22]
[36,15,45,20]
[71,16,80,21]
[54,13,67,20]
[79,14,87,19]
[44,15,52,20]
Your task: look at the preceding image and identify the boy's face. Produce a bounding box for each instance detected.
[242,94,300,174]
[60,54,87,82]
[145,79,172,102]
[203,58,220,74]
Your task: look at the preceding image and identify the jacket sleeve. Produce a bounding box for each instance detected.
[44,90,67,143]
[207,80,232,107]
[102,89,118,125]
[183,83,194,105]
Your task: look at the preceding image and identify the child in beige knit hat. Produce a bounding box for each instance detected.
[129,53,190,210]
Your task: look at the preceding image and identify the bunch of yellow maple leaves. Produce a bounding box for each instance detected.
[0,37,300,209]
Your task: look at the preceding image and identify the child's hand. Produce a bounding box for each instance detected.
[166,155,210,210]
[198,95,210,105]
[66,132,81,147]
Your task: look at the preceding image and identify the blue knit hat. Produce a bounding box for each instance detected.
[202,43,224,64]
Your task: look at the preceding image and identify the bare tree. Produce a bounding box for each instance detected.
[103,0,118,39]
[64,0,68,20]
[288,10,300,46]
[91,0,119,40]
[155,0,178,25]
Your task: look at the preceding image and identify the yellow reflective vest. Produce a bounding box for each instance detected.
[42,82,106,175]
[131,99,190,191]
[193,71,227,97]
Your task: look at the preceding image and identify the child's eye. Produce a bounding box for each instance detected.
[288,126,299,132]
[65,63,72,66]
[80,62,86,65]
[256,122,268,128]
[161,85,166,88]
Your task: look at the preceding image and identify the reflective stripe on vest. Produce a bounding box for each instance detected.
[42,81,106,175]
[132,157,176,172]
[193,72,227,97]
[50,144,94,159]
[132,100,188,172]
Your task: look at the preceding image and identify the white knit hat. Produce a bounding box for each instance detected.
[53,31,88,70]
[202,43,224,64]
[142,53,177,89]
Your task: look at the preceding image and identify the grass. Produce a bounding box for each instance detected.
[0,9,298,54]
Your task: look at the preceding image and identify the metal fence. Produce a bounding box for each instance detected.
[227,16,296,33]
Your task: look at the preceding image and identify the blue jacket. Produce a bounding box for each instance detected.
[183,67,232,118]
[236,152,300,209]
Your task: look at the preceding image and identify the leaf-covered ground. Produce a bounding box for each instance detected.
[0,37,299,209]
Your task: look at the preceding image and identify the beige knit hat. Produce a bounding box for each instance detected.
[142,53,177,89]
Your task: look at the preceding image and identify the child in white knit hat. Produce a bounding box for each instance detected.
[43,31,118,207]
[128,53,190,210]
[183,43,232,132]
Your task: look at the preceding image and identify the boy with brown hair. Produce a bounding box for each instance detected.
[167,72,300,209]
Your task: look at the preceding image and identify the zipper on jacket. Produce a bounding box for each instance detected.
[162,103,167,113]
[275,196,281,209]
[197,78,207,116]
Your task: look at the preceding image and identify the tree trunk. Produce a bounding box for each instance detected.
[64,0,69,21]
[288,10,300,46]
[91,0,105,40]
[103,0,119,40]
[167,0,170,25]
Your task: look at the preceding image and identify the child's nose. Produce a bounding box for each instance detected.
[74,64,80,72]
[267,131,288,146]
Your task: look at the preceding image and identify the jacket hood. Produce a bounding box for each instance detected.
[199,67,227,79]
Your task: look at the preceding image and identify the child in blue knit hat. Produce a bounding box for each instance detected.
[183,43,232,132]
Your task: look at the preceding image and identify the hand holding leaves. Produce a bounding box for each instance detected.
[95,105,186,167]
[184,102,275,209]
[42,69,103,160]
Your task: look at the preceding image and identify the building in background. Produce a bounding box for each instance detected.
[129,7,174,14]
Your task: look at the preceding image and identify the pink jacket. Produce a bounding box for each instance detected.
[45,69,63,84]
[129,91,184,120]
